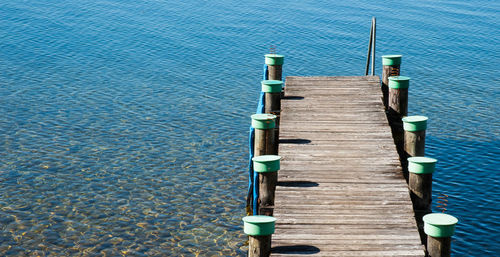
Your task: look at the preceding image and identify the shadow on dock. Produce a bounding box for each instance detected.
[282,95,304,100]
[272,245,320,255]
[277,181,319,187]
[279,139,311,144]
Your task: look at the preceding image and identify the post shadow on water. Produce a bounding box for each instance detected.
[277,181,319,187]
[279,139,311,144]
[272,245,321,255]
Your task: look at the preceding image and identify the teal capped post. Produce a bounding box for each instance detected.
[387,75,410,157]
[381,54,402,109]
[252,155,281,173]
[253,155,281,216]
[251,114,276,130]
[251,114,277,156]
[243,215,277,236]
[408,156,438,240]
[403,116,428,132]
[261,80,283,93]
[423,213,458,257]
[403,116,428,157]
[382,55,402,66]
[264,54,284,66]
[261,79,282,155]
[264,53,284,81]
[243,215,277,257]
[388,76,410,89]
[408,157,437,175]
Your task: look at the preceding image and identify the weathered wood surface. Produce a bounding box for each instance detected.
[272,76,424,256]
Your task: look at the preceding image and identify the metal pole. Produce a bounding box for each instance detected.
[371,17,376,75]
[365,20,373,76]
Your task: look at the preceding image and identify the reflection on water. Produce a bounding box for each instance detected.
[0,0,498,255]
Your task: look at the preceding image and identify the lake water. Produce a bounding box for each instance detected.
[0,0,498,256]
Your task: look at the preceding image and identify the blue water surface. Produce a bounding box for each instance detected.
[0,0,498,256]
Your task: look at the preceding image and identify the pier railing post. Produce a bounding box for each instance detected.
[388,76,410,167]
[423,213,458,257]
[253,155,281,216]
[382,55,402,109]
[243,215,277,257]
[262,80,283,154]
[265,54,284,81]
[252,114,277,156]
[408,156,437,243]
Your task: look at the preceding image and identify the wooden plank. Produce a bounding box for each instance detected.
[270,76,424,257]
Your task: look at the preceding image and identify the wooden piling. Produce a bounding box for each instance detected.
[388,76,410,166]
[243,215,277,257]
[388,76,409,119]
[423,213,458,257]
[252,114,277,156]
[382,55,402,109]
[253,155,281,216]
[265,54,284,81]
[408,156,437,244]
[248,235,271,257]
[403,116,428,157]
[427,236,452,257]
[262,80,283,154]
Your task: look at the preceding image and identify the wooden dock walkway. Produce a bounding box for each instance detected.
[272,76,425,256]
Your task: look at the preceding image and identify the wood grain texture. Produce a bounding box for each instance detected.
[268,65,282,81]
[427,236,452,257]
[249,235,272,257]
[382,64,401,108]
[271,76,424,257]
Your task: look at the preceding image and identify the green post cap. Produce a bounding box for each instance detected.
[261,80,283,93]
[408,157,437,174]
[243,215,277,236]
[423,213,458,238]
[265,54,285,66]
[252,155,281,173]
[388,76,410,89]
[403,116,428,131]
[382,55,402,66]
[251,114,276,130]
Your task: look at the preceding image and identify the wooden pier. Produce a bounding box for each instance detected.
[271,76,425,256]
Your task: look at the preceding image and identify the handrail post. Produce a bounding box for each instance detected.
[365,20,374,76]
[371,17,376,76]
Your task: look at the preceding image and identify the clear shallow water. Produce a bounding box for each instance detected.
[0,0,498,256]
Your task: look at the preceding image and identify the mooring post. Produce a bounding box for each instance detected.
[262,80,283,154]
[403,115,428,157]
[408,156,437,244]
[402,115,428,174]
[423,213,458,257]
[388,76,409,119]
[265,54,284,81]
[253,155,281,216]
[243,215,276,257]
[388,76,410,165]
[252,114,277,156]
[381,55,402,109]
